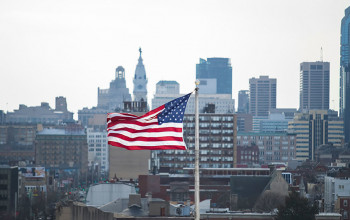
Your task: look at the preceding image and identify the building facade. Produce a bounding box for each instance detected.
[35,124,88,175]
[0,124,37,163]
[152,94,235,114]
[340,6,350,117]
[236,113,253,133]
[0,166,18,219]
[196,58,232,95]
[342,66,350,144]
[156,114,237,173]
[236,145,259,166]
[324,176,350,212]
[97,66,132,111]
[236,132,296,164]
[6,97,73,125]
[133,48,148,102]
[288,110,344,161]
[0,110,5,125]
[238,90,249,113]
[299,62,330,111]
[87,128,109,175]
[156,81,179,95]
[249,76,276,117]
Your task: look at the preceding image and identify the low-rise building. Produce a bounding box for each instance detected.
[324,176,350,212]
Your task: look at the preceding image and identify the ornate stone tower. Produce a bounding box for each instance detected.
[133,48,148,102]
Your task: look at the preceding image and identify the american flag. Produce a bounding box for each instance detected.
[107,93,192,150]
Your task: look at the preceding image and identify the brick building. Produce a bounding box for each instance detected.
[35,124,88,175]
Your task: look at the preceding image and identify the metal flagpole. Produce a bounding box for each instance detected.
[194,80,200,220]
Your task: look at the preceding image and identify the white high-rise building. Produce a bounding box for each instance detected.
[87,128,109,175]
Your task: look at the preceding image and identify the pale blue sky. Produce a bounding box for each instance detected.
[0,0,349,116]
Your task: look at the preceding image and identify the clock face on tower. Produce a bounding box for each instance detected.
[137,85,143,90]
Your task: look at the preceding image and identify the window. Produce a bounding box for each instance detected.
[344,211,348,219]
[344,199,348,207]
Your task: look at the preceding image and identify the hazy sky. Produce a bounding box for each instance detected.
[1,0,349,117]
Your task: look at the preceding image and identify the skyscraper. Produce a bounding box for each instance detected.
[299,62,330,111]
[238,90,249,113]
[249,76,276,117]
[196,58,232,96]
[343,66,350,143]
[133,48,148,102]
[340,6,350,143]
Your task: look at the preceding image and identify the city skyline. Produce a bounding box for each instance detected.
[0,1,349,117]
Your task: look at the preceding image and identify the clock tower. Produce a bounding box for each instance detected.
[133,48,148,102]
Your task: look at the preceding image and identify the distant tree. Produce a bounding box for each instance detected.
[254,191,285,212]
[276,191,318,220]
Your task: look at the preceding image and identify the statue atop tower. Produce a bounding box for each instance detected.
[133,47,148,102]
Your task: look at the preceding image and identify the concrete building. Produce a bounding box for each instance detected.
[236,113,253,132]
[259,112,291,133]
[156,114,237,173]
[236,132,296,164]
[238,90,249,113]
[133,48,148,102]
[0,110,5,125]
[87,128,108,175]
[152,93,235,114]
[288,110,344,161]
[0,166,18,219]
[197,78,217,94]
[97,66,132,111]
[35,124,88,175]
[324,176,350,212]
[300,62,330,111]
[0,124,38,163]
[108,109,150,180]
[196,57,232,95]
[78,107,109,128]
[6,97,73,125]
[155,81,179,95]
[249,76,276,117]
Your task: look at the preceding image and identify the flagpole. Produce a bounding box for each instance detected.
[194,80,200,220]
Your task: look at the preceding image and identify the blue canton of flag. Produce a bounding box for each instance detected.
[158,93,191,125]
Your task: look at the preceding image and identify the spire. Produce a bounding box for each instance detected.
[138,47,143,64]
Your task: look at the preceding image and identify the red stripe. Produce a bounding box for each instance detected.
[108,133,183,142]
[107,120,159,128]
[108,141,186,150]
[107,113,138,122]
[107,127,182,134]
[138,105,164,119]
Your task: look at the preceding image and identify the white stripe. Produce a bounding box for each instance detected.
[108,122,182,131]
[108,130,184,138]
[139,108,164,120]
[108,136,186,147]
[108,113,138,119]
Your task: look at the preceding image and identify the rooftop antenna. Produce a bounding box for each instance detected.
[320,47,323,62]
